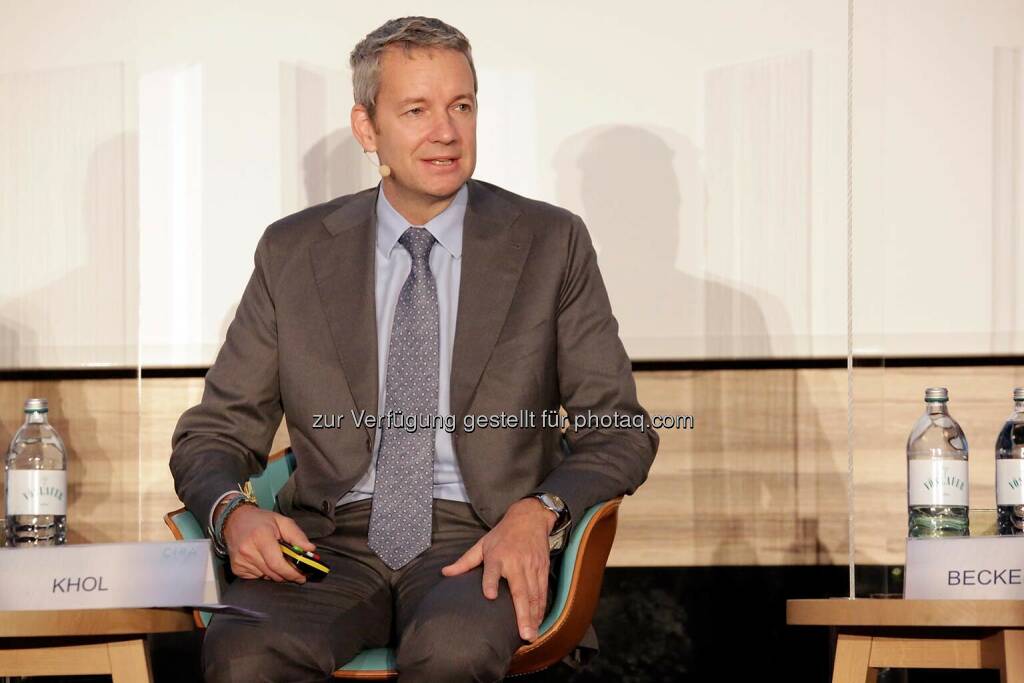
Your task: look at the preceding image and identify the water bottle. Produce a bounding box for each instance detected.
[906,387,969,537]
[4,398,68,546]
[996,387,1024,535]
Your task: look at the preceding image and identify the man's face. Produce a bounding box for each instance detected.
[370,46,477,202]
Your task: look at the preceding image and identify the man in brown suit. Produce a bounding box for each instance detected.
[170,16,658,683]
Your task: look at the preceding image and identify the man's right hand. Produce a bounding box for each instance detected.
[219,502,317,584]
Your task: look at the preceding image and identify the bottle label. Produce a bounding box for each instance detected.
[908,460,969,506]
[5,470,67,515]
[997,459,1024,505]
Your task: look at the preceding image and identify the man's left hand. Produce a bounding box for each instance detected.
[441,498,556,642]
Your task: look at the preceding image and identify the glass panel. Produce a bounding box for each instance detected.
[0,3,143,544]
[0,63,137,368]
[852,0,1024,595]
[0,2,856,565]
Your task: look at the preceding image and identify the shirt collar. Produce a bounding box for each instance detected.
[375,182,467,259]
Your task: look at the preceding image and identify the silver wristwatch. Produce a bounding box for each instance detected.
[529,492,571,552]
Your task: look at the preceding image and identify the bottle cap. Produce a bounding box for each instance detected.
[23,398,48,413]
[924,387,949,402]
[1014,388,1024,401]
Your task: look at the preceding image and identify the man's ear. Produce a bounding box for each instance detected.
[351,105,378,152]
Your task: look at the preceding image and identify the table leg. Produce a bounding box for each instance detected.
[1002,630,1024,683]
[107,637,153,683]
[833,632,876,683]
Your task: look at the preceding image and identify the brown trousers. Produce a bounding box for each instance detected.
[202,499,528,683]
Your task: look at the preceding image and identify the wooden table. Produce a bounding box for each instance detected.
[788,599,1024,682]
[0,608,195,682]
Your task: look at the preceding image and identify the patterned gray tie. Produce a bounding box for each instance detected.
[368,227,439,570]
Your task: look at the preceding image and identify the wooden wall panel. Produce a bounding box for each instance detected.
[139,377,289,542]
[139,378,201,542]
[5,366,1020,567]
[613,369,849,566]
[851,366,1024,565]
[0,379,140,543]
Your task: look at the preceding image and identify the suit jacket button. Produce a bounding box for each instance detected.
[321,500,330,513]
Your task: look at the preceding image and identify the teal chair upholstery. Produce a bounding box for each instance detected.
[166,448,621,678]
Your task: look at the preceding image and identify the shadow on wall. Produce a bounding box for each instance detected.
[554,125,839,566]
[0,129,137,369]
[216,128,367,346]
[0,317,37,371]
[554,125,774,357]
[0,62,133,370]
[69,134,138,542]
[302,128,369,207]
[214,127,369,451]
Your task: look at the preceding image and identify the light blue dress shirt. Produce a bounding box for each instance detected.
[337,182,470,506]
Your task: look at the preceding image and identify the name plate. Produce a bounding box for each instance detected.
[0,540,220,611]
[905,535,1024,599]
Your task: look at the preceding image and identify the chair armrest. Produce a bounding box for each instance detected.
[164,447,294,629]
[539,497,621,634]
[506,497,621,675]
[164,508,205,542]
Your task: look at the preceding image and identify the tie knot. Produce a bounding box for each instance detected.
[399,227,436,261]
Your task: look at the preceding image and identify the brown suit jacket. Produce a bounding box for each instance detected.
[170,179,658,540]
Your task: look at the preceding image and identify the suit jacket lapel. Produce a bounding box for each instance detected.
[311,188,378,443]
[308,180,529,438]
[451,180,530,421]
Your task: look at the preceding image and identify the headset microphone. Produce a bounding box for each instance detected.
[363,149,391,177]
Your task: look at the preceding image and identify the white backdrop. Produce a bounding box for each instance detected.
[0,1,1021,367]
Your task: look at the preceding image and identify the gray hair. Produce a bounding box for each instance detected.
[350,16,477,119]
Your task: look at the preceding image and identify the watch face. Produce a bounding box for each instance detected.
[540,493,565,513]
[532,493,569,535]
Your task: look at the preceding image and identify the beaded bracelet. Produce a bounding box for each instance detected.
[209,483,258,557]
